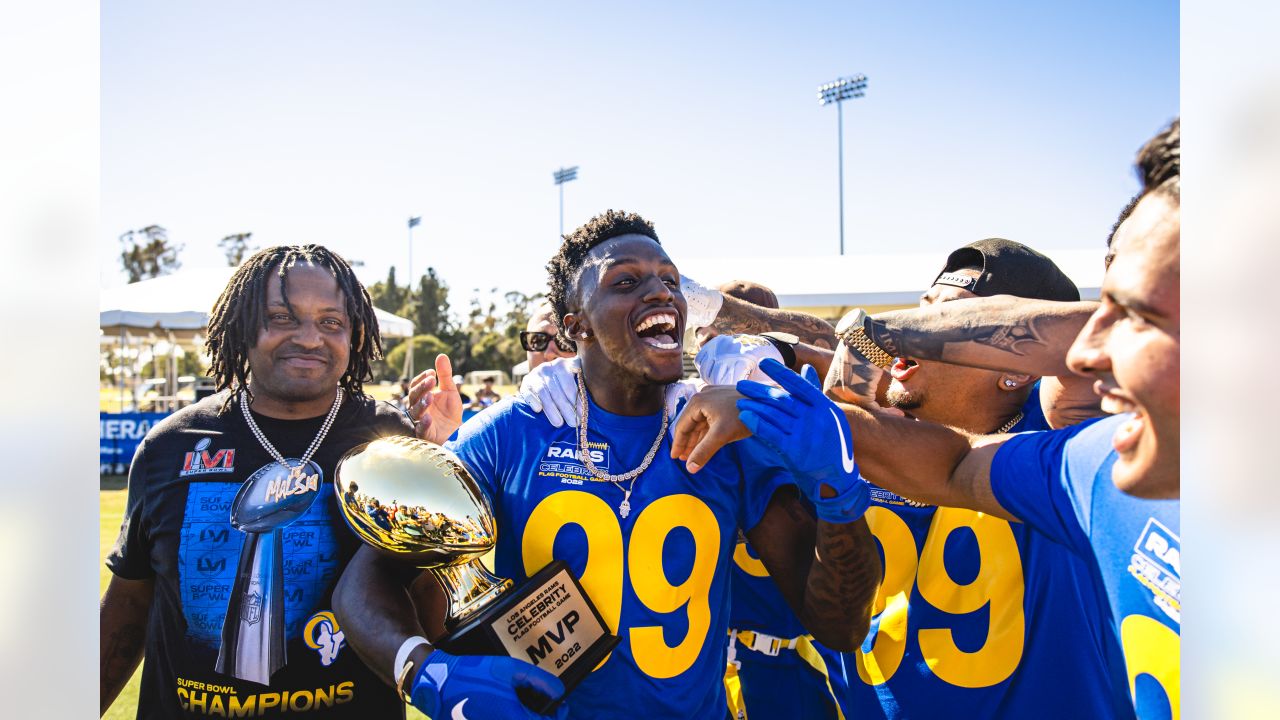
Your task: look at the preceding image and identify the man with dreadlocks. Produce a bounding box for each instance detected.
[101,244,460,719]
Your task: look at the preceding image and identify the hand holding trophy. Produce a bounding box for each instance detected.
[333,435,618,714]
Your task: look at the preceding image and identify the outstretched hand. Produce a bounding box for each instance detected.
[736,359,870,523]
[407,354,463,445]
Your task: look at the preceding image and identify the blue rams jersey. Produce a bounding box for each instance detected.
[834,393,1136,719]
[729,540,807,639]
[729,385,1051,642]
[446,396,790,720]
[992,414,1180,720]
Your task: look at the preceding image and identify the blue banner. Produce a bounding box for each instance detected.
[101,412,169,475]
[102,409,485,475]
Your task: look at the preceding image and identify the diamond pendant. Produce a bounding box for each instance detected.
[619,491,632,519]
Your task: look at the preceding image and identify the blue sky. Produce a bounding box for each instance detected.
[101,1,1178,302]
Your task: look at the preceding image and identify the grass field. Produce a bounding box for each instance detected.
[100,484,430,719]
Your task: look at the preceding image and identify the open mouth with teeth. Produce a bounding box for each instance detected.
[1097,383,1146,455]
[633,312,680,351]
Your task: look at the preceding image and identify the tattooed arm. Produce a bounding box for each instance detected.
[865,295,1095,375]
[822,340,890,408]
[672,387,1013,520]
[100,575,153,714]
[746,486,877,651]
[864,296,1102,427]
[708,293,838,349]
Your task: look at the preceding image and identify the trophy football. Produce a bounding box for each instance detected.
[333,435,618,711]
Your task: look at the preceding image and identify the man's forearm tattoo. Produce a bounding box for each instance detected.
[712,302,836,348]
[806,520,878,630]
[866,315,1047,361]
[824,344,879,404]
[102,619,146,694]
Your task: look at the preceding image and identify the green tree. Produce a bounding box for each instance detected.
[218,232,256,266]
[366,267,540,379]
[120,225,182,282]
[411,267,453,338]
[449,289,541,374]
[383,334,452,379]
[368,266,406,315]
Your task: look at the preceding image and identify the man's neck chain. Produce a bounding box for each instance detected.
[995,412,1024,435]
[575,372,668,519]
[239,387,344,480]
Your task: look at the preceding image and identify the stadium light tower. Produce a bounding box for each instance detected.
[406,214,421,377]
[553,166,579,238]
[817,74,867,255]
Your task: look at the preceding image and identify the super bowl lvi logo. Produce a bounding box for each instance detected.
[304,611,346,666]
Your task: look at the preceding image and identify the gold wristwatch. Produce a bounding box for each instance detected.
[836,309,895,370]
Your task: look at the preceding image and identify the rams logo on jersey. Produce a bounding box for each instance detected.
[304,610,346,666]
[538,441,610,484]
[1129,517,1181,624]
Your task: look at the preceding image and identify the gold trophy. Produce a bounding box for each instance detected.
[334,436,617,711]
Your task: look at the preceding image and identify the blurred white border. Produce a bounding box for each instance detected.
[1184,1,1280,718]
[4,1,1273,716]
[0,0,99,713]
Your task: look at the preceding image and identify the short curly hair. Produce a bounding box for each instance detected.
[1136,117,1179,202]
[545,210,660,335]
[1105,118,1180,260]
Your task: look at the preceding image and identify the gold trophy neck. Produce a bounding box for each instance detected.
[432,559,514,627]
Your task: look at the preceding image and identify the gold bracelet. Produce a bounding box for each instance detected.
[837,310,895,369]
[396,659,417,703]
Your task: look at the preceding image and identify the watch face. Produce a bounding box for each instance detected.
[835,308,867,334]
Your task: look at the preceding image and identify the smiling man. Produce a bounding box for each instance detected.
[334,210,879,720]
[100,245,459,719]
[673,119,1181,719]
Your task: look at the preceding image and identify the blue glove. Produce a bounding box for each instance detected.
[735,359,870,523]
[409,648,569,720]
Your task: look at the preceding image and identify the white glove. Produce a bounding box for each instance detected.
[665,378,703,419]
[520,357,701,427]
[695,334,783,386]
[518,357,581,428]
[680,275,724,331]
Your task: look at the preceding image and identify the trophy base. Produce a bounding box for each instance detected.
[434,559,619,713]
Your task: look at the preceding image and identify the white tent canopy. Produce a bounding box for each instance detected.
[673,248,1104,315]
[100,266,415,339]
[424,248,1104,320]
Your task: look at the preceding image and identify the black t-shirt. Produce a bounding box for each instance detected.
[107,390,413,719]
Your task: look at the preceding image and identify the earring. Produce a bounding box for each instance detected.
[1004,380,1017,388]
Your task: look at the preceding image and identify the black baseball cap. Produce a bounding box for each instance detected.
[933,238,1080,302]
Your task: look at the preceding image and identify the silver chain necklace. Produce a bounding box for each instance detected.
[575,372,668,519]
[239,387,344,480]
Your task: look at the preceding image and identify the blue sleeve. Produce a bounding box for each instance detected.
[728,435,798,533]
[444,402,513,506]
[989,417,1118,553]
[1017,381,1052,432]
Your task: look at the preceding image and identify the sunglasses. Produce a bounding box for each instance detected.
[520,331,576,353]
